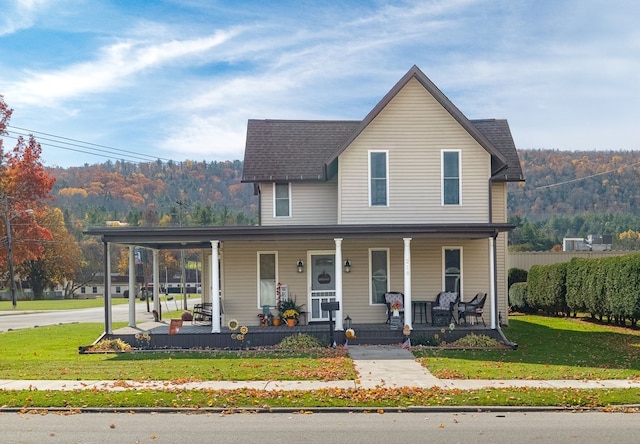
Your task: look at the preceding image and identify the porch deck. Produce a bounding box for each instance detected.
[103,318,503,350]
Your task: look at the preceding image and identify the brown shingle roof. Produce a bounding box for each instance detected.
[242,119,359,182]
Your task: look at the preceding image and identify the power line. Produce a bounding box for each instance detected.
[5,124,174,164]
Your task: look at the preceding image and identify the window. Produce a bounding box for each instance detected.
[442,150,460,205]
[81,287,86,294]
[370,249,389,304]
[443,248,462,293]
[274,183,291,217]
[369,151,388,206]
[115,286,121,294]
[258,252,277,307]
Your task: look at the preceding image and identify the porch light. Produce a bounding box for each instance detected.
[344,315,352,329]
[296,260,304,273]
[344,259,351,273]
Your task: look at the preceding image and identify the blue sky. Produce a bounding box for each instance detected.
[0,0,638,167]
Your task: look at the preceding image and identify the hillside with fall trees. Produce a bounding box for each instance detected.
[47,159,257,236]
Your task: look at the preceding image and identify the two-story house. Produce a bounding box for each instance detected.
[87,65,523,341]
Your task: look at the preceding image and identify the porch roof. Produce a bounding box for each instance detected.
[85,223,514,250]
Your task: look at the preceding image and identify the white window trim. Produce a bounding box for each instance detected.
[273,183,292,218]
[441,149,462,206]
[257,251,278,309]
[442,246,463,296]
[368,150,389,207]
[369,248,390,305]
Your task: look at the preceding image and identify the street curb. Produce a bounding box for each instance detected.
[1,405,639,414]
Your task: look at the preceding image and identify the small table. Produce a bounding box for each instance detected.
[412,301,431,324]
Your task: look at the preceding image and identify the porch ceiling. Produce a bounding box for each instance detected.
[85,223,514,250]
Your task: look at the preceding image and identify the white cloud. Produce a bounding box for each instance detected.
[6,28,241,107]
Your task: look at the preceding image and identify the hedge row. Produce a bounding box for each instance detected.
[522,253,640,325]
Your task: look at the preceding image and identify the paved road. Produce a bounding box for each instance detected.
[0,298,194,332]
[0,411,639,444]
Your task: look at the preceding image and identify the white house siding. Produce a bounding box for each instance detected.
[338,78,491,225]
[259,181,338,226]
[209,237,492,326]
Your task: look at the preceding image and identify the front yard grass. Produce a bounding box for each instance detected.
[0,323,354,381]
[413,314,640,380]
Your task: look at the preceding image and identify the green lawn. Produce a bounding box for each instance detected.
[0,323,354,381]
[413,314,640,380]
[0,294,201,311]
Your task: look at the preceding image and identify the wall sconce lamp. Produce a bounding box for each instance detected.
[344,259,351,273]
[297,260,304,273]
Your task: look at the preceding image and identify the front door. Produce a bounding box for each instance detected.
[309,253,336,322]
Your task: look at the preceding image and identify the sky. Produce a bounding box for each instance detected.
[0,0,638,168]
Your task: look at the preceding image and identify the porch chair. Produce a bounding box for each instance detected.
[458,293,487,326]
[431,291,460,325]
[384,292,405,324]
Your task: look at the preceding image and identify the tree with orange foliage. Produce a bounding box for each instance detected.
[0,95,56,303]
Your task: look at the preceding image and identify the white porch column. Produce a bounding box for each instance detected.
[403,237,412,329]
[128,246,136,328]
[490,236,497,329]
[152,249,160,318]
[334,238,344,331]
[104,242,112,335]
[210,240,221,333]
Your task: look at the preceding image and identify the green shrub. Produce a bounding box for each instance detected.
[508,282,529,311]
[527,263,568,315]
[276,333,323,349]
[508,268,528,289]
[87,338,132,352]
[450,333,501,348]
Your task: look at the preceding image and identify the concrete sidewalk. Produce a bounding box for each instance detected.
[0,345,639,391]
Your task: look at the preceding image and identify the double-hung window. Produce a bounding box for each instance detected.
[442,150,461,205]
[443,247,462,293]
[369,151,388,206]
[370,249,389,304]
[274,183,291,217]
[258,252,277,307]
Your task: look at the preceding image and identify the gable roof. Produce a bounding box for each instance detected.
[243,65,523,183]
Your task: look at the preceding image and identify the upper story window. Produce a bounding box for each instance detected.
[369,151,388,206]
[274,183,291,217]
[442,150,461,205]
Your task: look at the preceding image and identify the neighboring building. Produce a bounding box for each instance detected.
[563,235,613,252]
[87,65,524,334]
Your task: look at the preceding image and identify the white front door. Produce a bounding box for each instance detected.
[309,253,336,322]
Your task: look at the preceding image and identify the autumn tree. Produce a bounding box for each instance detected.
[21,207,81,299]
[0,95,56,300]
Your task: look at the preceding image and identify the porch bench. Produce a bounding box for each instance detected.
[192,302,212,323]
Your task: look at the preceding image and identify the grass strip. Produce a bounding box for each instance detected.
[1,387,638,409]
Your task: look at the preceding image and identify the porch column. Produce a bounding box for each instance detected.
[490,236,497,329]
[210,240,221,333]
[403,238,412,329]
[334,238,344,331]
[152,249,160,318]
[103,242,112,335]
[128,246,136,328]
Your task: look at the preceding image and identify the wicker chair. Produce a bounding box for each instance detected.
[384,292,405,324]
[458,293,487,326]
[431,291,460,325]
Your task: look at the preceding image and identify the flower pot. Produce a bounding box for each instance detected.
[392,310,399,317]
[273,318,280,326]
[287,318,296,327]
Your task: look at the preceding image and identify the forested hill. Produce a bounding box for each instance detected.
[47,149,640,238]
[508,149,640,221]
[48,159,257,233]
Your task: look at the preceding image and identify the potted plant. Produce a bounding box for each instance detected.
[278,297,304,327]
[282,309,299,327]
